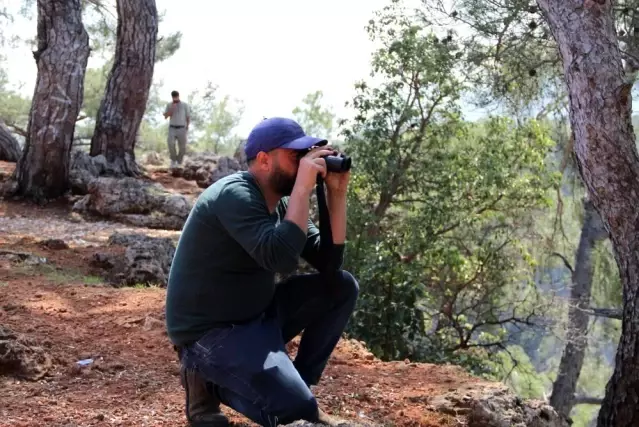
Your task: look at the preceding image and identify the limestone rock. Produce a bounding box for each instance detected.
[0,122,21,162]
[69,149,107,194]
[72,177,192,230]
[428,384,569,427]
[282,422,375,427]
[39,239,69,250]
[233,139,248,169]
[92,232,176,287]
[68,149,108,195]
[171,152,244,188]
[0,250,47,265]
[142,151,163,166]
[0,325,53,381]
[0,179,18,199]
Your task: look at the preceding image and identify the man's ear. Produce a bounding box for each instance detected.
[255,151,271,171]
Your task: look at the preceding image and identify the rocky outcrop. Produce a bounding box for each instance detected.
[0,160,18,199]
[171,153,244,188]
[72,177,191,230]
[234,139,248,169]
[282,421,376,427]
[91,232,176,287]
[69,150,156,194]
[0,122,21,162]
[0,179,18,199]
[68,149,108,195]
[39,238,69,250]
[427,384,569,427]
[141,151,163,166]
[0,249,47,265]
[0,325,53,381]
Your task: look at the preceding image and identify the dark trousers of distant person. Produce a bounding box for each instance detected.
[180,271,359,427]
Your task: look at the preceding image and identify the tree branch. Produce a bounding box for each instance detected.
[573,395,603,405]
[550,252,575,275]
[436,194,504,237]
[8,124,27,137]
[587,307,622,320]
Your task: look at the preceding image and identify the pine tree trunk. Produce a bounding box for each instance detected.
[537,1,639,425]
[550,198,607,418]
[89,0,158,176]
[13,0,89,201]
[0,121,21,162]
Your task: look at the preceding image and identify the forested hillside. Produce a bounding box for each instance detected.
[1,1,638,426]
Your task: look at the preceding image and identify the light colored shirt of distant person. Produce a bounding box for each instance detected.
[163,90,191,168]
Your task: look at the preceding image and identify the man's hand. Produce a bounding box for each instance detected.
[293,148,334,195]
[163,104,175,119]
[325,168,349,245]
[325,169,350,198]
[285,148,334,235]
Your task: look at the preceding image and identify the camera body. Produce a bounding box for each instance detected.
[323,153,352,173]
[296,149,353,173]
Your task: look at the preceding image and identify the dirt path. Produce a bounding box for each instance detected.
[0,163,493,427]
[0,224,482,427]
[0,271,475,427]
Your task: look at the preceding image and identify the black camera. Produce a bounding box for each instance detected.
[323,153,352,173]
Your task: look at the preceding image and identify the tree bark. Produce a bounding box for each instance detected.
[13,0,89,201]
[550,198,607,418]
[537,1,639,426]
[89,0,158,176]
[0,121,21,162]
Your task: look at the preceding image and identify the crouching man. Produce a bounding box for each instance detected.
[165,117,359,426]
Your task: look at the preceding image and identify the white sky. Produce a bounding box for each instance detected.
[3,0,394,136]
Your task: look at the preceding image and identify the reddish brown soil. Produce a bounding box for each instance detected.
[146,168,203,198]
[0,161,488,427]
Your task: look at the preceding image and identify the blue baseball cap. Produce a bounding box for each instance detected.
[244,117,327,160]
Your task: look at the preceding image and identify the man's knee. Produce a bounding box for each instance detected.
[337,270,359,303]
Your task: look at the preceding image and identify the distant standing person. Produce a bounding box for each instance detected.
[164,90,191,168]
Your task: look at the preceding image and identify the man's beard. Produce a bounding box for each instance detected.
[269,168,297,196]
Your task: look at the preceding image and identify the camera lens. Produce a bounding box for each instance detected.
[324,154,352,173]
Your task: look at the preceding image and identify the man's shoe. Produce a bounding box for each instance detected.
[317,407,345,426]
[180,366,229,427]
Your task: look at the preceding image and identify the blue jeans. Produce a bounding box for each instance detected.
[180,271,359,426]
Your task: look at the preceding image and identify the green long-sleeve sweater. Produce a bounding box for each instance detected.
[165,171,345,346]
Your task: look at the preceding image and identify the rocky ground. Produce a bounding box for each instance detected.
[0,159,568,427]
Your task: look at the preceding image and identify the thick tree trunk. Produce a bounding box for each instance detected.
[550,199,607,418]
[0,121,21,162]
[89,0,158,176]
[537,1,639,426]
[13,0,89,201]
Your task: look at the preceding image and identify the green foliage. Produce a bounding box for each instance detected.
[156,32,182,63]
[186,82,245,155]
[155,9,182,63]
[81,1,116,59]
[80,0,182,63]
[0,90,30,134]
[339,3,559,367]
[416,0,626,419]
[421,0,563,116]
[81,62,112,120]
[0,61,30,138]
[496,345,552,398]
[292,90,335,139]
[1,2,625,419]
